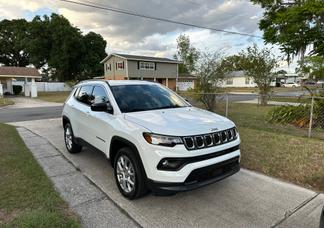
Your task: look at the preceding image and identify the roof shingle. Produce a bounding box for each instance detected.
[0,66,41,77]
[101,53,181,64]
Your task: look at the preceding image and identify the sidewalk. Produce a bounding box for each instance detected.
[16,127,139,228]
[237,98,301,106]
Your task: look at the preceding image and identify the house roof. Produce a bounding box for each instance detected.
[227,71,245,78]
[0,66,41,78]
[100,53,181,64]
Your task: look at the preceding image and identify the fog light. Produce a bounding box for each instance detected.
[157,158,185,171]
[162,160,169,166]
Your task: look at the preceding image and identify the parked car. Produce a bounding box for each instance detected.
[303,80,317,86]
[62,80,241,199]
[281,82,300,88]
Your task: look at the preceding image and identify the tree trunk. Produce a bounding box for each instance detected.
[260,90,268,106]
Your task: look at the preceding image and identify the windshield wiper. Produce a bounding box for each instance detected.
[150,105,183,110]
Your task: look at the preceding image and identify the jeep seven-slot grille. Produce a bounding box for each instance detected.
[182,128,237,150]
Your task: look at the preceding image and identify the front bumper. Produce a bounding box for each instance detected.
[147,156,240,193]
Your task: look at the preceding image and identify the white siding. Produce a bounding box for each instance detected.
[221,77,257,88]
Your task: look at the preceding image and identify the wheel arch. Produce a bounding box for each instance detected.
[62,115,70,128]
[109,136,143,170]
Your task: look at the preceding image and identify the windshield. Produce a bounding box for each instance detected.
[110,84,189,113]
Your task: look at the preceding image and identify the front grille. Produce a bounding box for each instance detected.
[182,127,238,150]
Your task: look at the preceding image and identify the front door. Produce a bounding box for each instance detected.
[87,85,113,155]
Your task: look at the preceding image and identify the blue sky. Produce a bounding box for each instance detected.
[0,0,297,72]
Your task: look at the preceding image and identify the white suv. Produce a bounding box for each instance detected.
[62,80,240,199]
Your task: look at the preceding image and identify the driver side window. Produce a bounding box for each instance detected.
[92,86,109,104]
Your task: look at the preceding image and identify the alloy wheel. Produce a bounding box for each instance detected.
[116,155,136,193]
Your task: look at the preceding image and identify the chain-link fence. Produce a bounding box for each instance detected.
[178,91,324,139]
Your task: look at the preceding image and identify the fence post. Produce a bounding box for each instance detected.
[308,97,314,138]
[225,93,229,117]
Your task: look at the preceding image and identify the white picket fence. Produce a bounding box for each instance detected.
[13,82,71,92]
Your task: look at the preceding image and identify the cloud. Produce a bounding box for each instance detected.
[0,0,265,58]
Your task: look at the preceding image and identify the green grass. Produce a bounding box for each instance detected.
[0,98,14,107]
[240,128,324,191]
[0,124,80,227]
[38,91,71,103]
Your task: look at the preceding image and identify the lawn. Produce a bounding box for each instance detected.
[38,91,71,103]
[0,123,80,227]
[0,98,14,107]
[185,95,324,192]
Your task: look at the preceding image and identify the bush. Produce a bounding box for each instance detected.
[267,105,310,128]
[13,85,23,95]
[268,95,324,128]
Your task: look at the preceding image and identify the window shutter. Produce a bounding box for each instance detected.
[154,62,157,70]
[122,61,125,69]
[109,63,111,70]
[137,61,140,69]
[116,62,117,69]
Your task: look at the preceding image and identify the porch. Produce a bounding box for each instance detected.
[0,67,41,97]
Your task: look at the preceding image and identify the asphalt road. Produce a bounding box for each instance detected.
[0,106,63,123]
[10,118,324,228]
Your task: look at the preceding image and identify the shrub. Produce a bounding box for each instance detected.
[13,85,23,95]
[267,105,310,128]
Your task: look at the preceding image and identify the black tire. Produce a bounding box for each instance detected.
[114,147,147,199]
[64,123,82,154]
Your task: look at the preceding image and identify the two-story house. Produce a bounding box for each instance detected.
[100,53,181,90]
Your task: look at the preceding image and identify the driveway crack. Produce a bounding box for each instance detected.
[271,193,320,227]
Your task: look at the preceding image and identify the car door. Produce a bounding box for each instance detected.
[74,84,94,142]
[87,85,114,155]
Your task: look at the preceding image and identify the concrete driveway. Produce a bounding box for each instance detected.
[10,118,324,228]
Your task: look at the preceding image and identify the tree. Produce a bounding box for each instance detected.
[251,0,324,63]
[0,14,107,81]
[27,15,52,69]
[46,14,85,81]
[195,52,227,111]
[80,32,107,80]
[174,34,200,74]
[0,19,30,66]
[297,55,324,80]
[225,44,279,105]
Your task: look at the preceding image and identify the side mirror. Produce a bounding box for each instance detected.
[91,102,113,114]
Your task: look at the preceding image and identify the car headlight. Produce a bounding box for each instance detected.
[143,132,183,147]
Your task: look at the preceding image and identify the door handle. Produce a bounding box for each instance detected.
[86,111,90,115]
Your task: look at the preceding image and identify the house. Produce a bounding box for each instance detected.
[0,66,41,97]
[221,71,257,88]
[177,73,197,91]
[276,73,303,86]
[100,53,181,90]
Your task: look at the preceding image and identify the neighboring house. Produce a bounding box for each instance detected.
[0,66,41,97]
[222,71,257,88]
[177,73,197,91]
[100,53,181,90]
[276,73,303,85]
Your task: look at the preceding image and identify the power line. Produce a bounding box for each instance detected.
[57,0,262,39]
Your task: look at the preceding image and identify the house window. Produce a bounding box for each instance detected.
[245,78,250,85]
[116,61,124,70]
[106,63,111,71]
[139,61,155,70]
[226,78,233,85]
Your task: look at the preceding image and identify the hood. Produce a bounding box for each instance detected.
[124,107,234,136]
